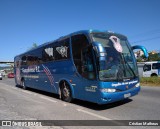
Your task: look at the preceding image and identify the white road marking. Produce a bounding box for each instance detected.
[77,109,112,120]
[63,103,67,106]
[40,96,57,103]
[10,87,17,90]
[21,90,33,94]
[1,83,58,103]
[77,109,129,128]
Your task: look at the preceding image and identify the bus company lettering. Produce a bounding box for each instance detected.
[85,86,97,92]
[112,80,138,87]
[23,75,39,79]
[22,66,40,73]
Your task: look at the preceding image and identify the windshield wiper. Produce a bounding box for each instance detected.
[121,53,136,79]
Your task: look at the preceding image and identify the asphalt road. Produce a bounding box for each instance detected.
[0,78,160,129]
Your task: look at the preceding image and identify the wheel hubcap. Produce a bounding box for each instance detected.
[63,87,69,97]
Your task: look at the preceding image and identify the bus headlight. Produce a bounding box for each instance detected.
[135,83,140,87]
[100,88,116,93]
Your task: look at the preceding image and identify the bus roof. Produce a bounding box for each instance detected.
[144,61,160,64]
[15,30,127,58]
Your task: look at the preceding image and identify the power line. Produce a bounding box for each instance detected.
[129,29,160,38]
[132,36,160,43]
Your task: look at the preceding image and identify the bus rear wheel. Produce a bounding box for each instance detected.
[151,73,158,77]
[60,81,73,103]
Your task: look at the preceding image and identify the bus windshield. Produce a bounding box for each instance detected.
[91,33,138,81]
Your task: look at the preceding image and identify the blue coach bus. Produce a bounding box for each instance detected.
[14,30,148,104]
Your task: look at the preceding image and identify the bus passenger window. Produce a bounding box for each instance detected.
[143,64,151,72]
[152,63,160,69]
[54,38,70,60]
[42,45,55,62]
[71,34,89,75]
[21,56,27,66]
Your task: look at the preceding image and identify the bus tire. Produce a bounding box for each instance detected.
[60,81,73,103]
[15,84,19,87]
[151,73,157,77]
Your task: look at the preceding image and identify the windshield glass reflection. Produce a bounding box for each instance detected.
[91,33,138,81]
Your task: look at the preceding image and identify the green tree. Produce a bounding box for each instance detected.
[136,55,147,62]
[28,43,38,50]
[148,53,160,61]
[136,52,160,62]
[32,43,38,48]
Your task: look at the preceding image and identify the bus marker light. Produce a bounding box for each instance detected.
[69,80,72,83]
[135,83,140,87]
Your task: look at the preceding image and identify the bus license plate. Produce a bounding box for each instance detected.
[124,93,131,98]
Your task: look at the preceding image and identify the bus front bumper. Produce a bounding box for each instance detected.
[98,86,140,105]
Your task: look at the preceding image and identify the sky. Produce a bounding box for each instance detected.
[0,0,160,61]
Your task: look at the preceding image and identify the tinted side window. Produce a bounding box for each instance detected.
[42,43,55,62]
[143,64,151,71]
[71,34,90,75]
[25,48,43,65]
[26,55,34,66]
[71,34,89,60]
[152,63,160,69]
[54,38,70,60]
[21,55,27,66]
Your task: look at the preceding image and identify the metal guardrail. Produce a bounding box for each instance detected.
[0,61,14,63]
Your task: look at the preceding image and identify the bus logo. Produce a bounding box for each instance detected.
[56,46,68,57]
[109,36,123,53]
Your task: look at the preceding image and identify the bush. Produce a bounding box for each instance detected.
[140,77,160,86]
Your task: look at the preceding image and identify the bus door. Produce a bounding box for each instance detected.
[81,46,100,102]
[71,34,98,102]
[81,46,96,80]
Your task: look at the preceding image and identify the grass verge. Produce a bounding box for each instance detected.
[140,77,160,87]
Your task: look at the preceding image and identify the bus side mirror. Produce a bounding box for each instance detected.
[132,45,149,58]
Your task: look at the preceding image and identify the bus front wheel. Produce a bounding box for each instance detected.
[60,81,73,103]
